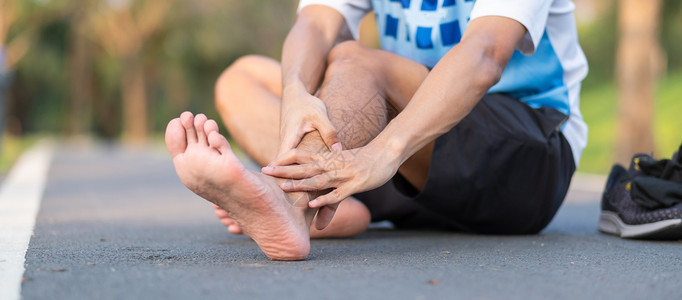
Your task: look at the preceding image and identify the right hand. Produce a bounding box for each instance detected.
[278,87,341,155]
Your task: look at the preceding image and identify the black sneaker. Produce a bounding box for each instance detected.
[598,154,682,239]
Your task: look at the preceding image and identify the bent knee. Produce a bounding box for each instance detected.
[215,55,278,109]
[216,55,270,87]
[325,41,383,80]
[327,41,370,65]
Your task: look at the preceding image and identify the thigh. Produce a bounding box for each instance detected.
[365,48,430,112]
[215,55,283,166]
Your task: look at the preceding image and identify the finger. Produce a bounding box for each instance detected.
[261,164,323,179]
[279,175,335,192]
[269,149,315,166]
[309,188,348,208]
[317,120,341,151]
[314,203,339,230]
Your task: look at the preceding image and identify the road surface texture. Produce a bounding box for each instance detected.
[7,142,682,299]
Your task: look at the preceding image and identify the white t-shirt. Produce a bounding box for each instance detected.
[298,0,588,166]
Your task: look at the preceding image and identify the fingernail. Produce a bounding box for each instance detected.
[281,182,292,189]
[309,199,318,206]
[261,166,273,173]
[331,143,342,151]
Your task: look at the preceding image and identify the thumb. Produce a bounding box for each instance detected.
[279,128,304,155]
[314,203,339,230]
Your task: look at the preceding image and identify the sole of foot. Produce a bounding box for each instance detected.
[166,111,313,260]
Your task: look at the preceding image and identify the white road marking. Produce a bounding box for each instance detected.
[0,142,54,300]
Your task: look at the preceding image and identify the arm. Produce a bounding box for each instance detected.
[264,16,528,207]
[277,6,352,154]
[375,16,527,168]
[282,5,351,96]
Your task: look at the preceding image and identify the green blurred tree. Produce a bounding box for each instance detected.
[3,0,300,140]
[1,0,69,135]
[88,0,175,143]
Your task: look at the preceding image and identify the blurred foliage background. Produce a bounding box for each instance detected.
[0,0,680,174]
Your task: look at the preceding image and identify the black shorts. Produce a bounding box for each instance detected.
[353,93,576,234]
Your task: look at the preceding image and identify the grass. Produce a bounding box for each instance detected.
[578,70,682,174]
[0,133,45,174]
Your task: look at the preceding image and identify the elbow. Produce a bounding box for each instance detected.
[471,40,509,92]
[471,53,505,94]
[483,57,505,87]
[458,16,526,91]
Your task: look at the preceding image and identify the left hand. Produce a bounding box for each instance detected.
[261,144,400,209]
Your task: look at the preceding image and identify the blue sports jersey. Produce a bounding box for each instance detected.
[372,0,476,68]
[298,0,588,165]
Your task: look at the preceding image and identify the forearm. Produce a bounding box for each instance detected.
[372,17,525,166]
[281,6,350,96]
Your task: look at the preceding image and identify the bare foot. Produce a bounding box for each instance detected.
[213,197,371,239]
[213,204,244,234]
[166,112,315,260]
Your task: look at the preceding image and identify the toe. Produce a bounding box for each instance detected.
[221,218,236,226]
[194,114,208,145]
[228,225,243,234]
[208,131,231,154]
[215,208,230,219]
[180,111,198,144]
[165,118,187,158]
[204,119,219,135]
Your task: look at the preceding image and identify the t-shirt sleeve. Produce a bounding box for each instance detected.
[298,0,373,40]
[470,0,553,55]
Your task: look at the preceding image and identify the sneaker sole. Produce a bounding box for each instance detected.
[598,211,682,240]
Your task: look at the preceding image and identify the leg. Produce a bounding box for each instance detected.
[317,41,433,190]
[214,44,434,234]
[214,56,371,238]
[215,52,432,182]
[214,55,281,165]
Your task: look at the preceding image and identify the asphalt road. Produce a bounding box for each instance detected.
[12,143,682,299]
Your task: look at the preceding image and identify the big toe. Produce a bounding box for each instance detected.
[165,118,187,158]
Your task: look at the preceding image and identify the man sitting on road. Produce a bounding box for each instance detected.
[165,0,588,260]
